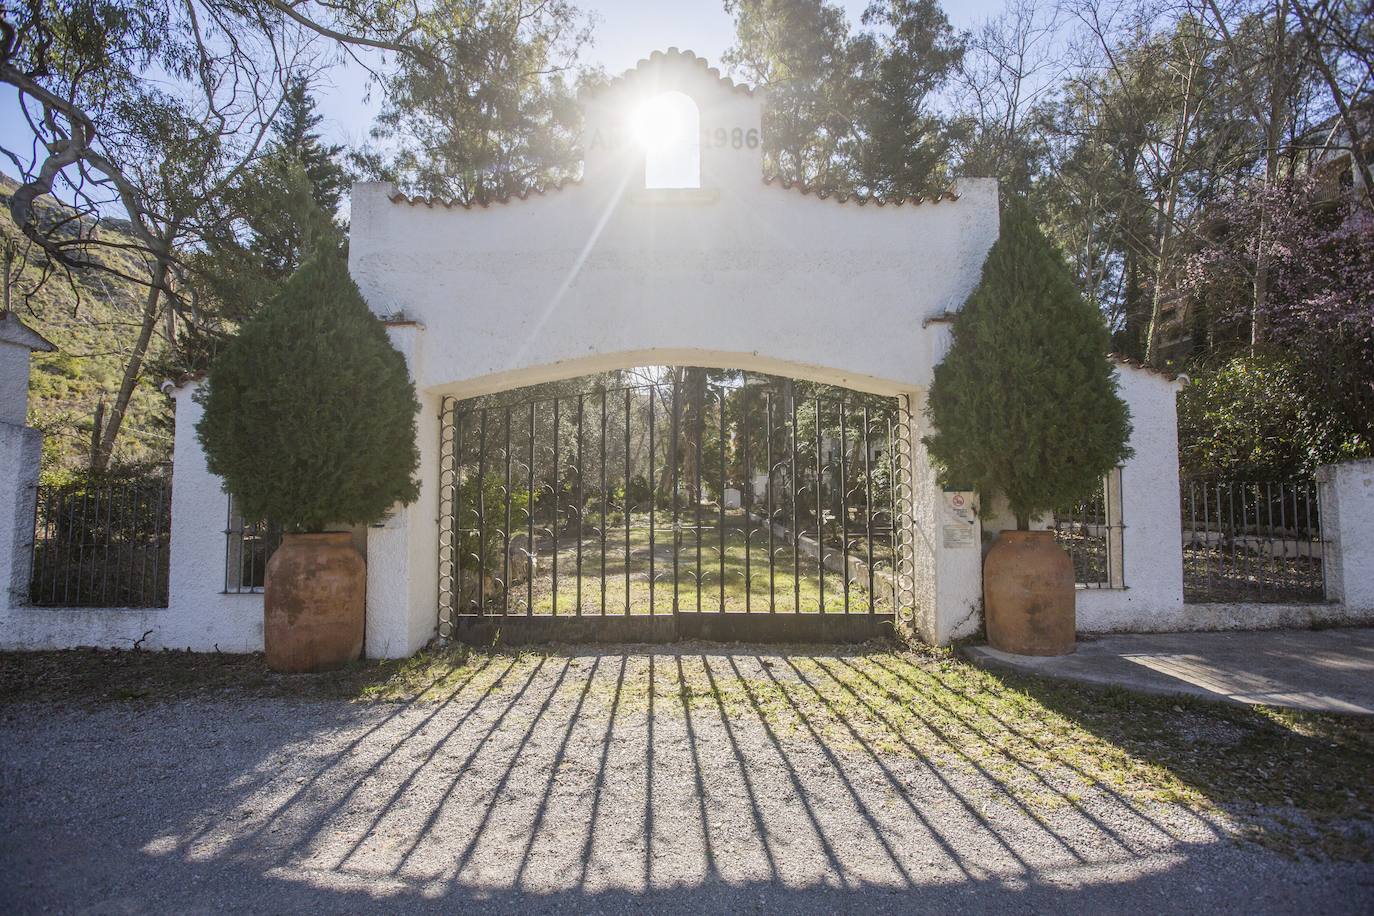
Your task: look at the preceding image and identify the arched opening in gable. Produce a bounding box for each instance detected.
[630,91,701,189]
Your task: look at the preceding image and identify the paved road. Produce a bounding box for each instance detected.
[3,648,1372,914]
[967,627,1374,714]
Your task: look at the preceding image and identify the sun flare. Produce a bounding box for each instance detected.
[629,91,694,151]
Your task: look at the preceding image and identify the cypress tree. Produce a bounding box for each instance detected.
[925,197,1132,529]
[195,248,420,532]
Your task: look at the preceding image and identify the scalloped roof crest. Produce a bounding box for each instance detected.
[586,47,757,98]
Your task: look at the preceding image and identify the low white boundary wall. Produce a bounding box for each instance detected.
[1074,363,1187,633]
[0,383,264,652]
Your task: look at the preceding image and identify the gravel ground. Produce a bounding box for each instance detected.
[2,645,1372,914]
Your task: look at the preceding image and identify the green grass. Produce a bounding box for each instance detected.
[3,641,1371,859]
[464,510,896,616]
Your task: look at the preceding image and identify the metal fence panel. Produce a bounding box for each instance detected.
[1181,478,1325,604]
[1052,468,1125,589]
[29,476,171,608]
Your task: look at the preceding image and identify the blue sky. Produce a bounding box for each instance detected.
[0,0,1007,176]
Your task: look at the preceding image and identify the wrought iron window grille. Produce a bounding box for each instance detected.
[1051,466,1126,590]
[223,495,282,594]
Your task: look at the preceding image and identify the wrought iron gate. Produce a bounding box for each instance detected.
[436,369,915,640]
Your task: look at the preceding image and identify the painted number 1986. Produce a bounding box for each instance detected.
[702,127,760,149]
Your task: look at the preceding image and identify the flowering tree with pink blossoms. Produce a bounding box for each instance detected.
[1177,178,1373,477]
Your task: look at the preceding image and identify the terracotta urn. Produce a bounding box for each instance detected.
[983,530,1075,656]
[264,532,366,672]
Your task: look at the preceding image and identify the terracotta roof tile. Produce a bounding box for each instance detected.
[762,176,960,207]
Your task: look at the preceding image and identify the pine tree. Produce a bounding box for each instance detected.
[925,197,1133,529]
[272,76,349,217]
[195,248,420,532]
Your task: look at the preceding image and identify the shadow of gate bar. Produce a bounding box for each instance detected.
[436,368,914,643]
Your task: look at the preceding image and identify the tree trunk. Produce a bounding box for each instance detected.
[681,368,708,503]
[656,368,684,500]
[1250,1,1291,352]
[90,233,174,472]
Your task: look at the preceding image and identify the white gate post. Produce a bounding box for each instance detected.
[0,313,53,609]
[1316,459,1374,613]
[365,320,441,657]
[899,388,983,645]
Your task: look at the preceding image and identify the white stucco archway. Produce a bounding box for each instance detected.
[348,49,1002,656]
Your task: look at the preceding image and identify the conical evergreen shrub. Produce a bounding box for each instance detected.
[195,247,420,532]
[925,197,1132,529]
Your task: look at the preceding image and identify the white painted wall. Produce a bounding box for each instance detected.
[0,420,41,609]
[1075,363,1187,632]
[1317,458,1374,613]
[348,55,999,401]
[0,344,30,425]
[365,323,440,658]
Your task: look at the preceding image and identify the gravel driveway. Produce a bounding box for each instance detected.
[2,644,1372,914]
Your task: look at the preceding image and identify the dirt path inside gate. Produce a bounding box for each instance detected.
[2,643,1372,913]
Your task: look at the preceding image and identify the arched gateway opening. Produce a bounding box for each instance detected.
[437,366,913,642]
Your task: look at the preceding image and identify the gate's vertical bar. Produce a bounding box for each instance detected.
[863,407,875,614]
[477,408,489,615]
[815,396,824,613]
[648,387,656,615]
[1278,481,1289,596]
[1187,479,1197,600]
[527,401,536,616]
[1263,481,1274,600]
[498,408,510,615]
[100,483,113,605]
[139,483,149,604]
[153,479,166,606]
[671,372,681,613]
[30,486,44,602]
[1243,482,1254,598]
[889,414,899,608]
[1213,482,1221,597]
[129,485,140,603]
[695,388,703,613]
[68,488,79,604]
[601,389,608,616]
[790,393,800,612]
[137,484,147,605]
[125,484,136,604]
[1304,481,1317,596]
[577,394,584,616]
[839,403,850,615]
[1231,481,1240,593]
[76,487,91,605]
[766,390,775,613]
[454,409,465,616]
[624,388,632,615]
[718,388,726,613]
[552,398,560,616]
[742,377,752,613]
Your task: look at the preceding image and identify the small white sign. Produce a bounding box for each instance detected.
[942,491,976,548]
[943,523,976,549]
